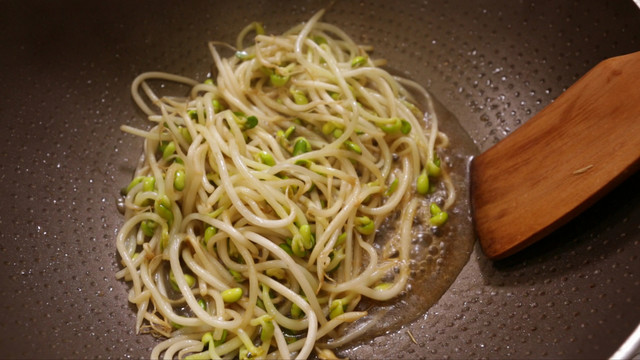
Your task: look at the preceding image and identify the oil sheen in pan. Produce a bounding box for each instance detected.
[324,79,478,349]
[116,69,479,352]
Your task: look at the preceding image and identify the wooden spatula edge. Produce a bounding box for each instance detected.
[470,51,640,260]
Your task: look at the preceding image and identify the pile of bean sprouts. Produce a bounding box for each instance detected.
[116,10,455,360]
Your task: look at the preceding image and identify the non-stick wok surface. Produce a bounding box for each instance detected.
[1,0,639,358]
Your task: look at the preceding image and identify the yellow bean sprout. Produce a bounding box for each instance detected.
[116,9,456,359]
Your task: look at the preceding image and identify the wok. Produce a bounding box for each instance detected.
[1,0,639,358]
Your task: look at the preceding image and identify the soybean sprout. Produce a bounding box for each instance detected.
[116,9,454,360]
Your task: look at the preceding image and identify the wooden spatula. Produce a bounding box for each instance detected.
[470,51,640,260]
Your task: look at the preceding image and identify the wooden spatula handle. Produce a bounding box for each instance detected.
[471,51,640,260]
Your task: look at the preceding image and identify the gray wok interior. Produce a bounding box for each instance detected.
[1,0,639,358]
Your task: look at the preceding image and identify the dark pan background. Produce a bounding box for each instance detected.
[1,0,639,358]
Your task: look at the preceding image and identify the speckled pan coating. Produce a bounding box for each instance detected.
[0,1,638,358]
